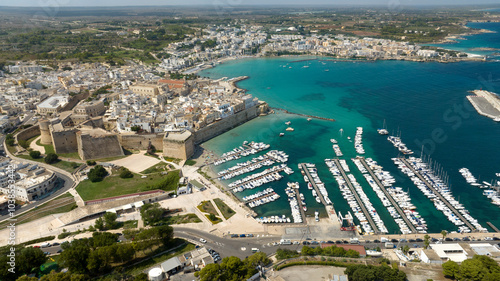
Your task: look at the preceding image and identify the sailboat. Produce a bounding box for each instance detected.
[339,128,344,136]
[377,119,389,135]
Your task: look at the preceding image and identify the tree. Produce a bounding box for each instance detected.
[131,125,141,132]
[195,263,222,281]
[44,153,59,164]
[119,168,133,179]
[457,258,489,281]
[6,138,15,146]
[91,232,118,248]
[442,260,459,280]
[86,160,96,166]
[140,203,165,225]
[18,140,29,149]
[132,273,148,281]
[208,213,217,221]
[441,230,447,240]
[94,217,105,231]
[402,245,410,255]
[103,212,118,229]
[17,246,47,274]
[39,272,88,281]
[87,165,107,182]
[16,276,38,281]
[424,234,430,249]
[113,243,135,263]
[59,242,91,274]
[29,150,41,159]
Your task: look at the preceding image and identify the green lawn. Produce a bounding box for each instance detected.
[197,200,218,216]
[76,170,179,201]
[36,139,55,154]
[213,198,236,220]
[140,162,168,174]
[94,155,129,162]
[58,152,81,160]
[6,144,17,155]
[205,214,222,224]
[15,155,81,173]
[185,159,196,166]
[123,220,138,229]
[164,213,202,224]
[25,134,40,147]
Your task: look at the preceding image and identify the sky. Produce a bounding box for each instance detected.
[0,0,499,7]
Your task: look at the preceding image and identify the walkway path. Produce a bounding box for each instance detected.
[29,135,45,153]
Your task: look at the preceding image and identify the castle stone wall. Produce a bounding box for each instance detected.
[51,129,78,154]
[77,133,124,160]
[15,125,40,143]
[119,134,164,151]
[193,105,258,144]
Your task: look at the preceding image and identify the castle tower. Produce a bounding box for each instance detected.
[39,119,52,145]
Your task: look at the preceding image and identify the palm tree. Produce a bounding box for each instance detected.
[441,230,447,240]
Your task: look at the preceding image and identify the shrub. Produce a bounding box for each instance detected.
[18,140,29,149]
[29,150,41,159]
[44,153,59,164]
[5,138,14,146]
[119,168,134,179]
[86,160,96,166]
[87,165,107,182]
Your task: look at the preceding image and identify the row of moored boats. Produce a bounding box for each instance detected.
[213,141,270,166]
[459,168,500,206]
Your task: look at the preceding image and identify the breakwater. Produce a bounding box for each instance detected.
[271,107,335,122]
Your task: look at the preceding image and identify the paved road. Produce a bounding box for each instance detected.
[0,134,76,222]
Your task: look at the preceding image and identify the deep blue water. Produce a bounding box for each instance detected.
[199,25,500,234]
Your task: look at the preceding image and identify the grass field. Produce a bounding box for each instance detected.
[213,198,236,220]
[140,162,168,174]
[17,155,82,173]
[36,139,55,154]
[164,213,202,224]
[76,170,179,201]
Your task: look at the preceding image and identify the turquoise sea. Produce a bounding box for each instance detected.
[430,22,500,58]
[200,23,500,234]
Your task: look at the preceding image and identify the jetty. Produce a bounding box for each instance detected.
[299,163,337,222]
[358,157,417,233]
[294,190,307,224]
[399,158,476,231]
[228,165,286,191]
[332,159,379,233]
[271,107,335,122]
[487,222,500,233]
[466,90,500,121]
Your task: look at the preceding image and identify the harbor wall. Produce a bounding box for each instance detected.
[193,104,259,144]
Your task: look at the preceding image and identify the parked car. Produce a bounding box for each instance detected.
[52,242,60,246]
[200,238,207,243]
[230,234,238,238]
[239,234,246,238]
[246,234,254,237]
[391,239,398,243]
[415,238,423,242]
[57,249,63,253]
[374,239,381,243]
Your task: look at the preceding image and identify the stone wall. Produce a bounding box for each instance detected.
[51,129,78,154]
[15,125,40,142]
[163,132,194,160]
[39,120,52,144]
[119,133,164,150]
[77,133,124,160]
[60,91,90,112]
[193,105,258,144]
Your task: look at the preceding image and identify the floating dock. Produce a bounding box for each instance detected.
[399,158,476,231]
[358,157,417,233]
[299,163,337,222]
[332,159,379,234]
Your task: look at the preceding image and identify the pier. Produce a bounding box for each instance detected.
[299,163,337,222]
[271,107,336,122]
[487,222,500,233]
[229,166,286,191]
[294,190,307,224]
[399,158,476,231]
[332,159,379,233]
[358,157,417,233]
[218,155,273,178]
[466,90,500,120]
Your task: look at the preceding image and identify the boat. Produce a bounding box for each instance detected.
[330,139,337,144]
[494,117,500,122]
[303,206,307,211]
[285,121,291,125]
[314,211,319,221]
[347,136,351,140]
[286,127,294,132]
[279,133,285,137]
[366,250,383,257]
[307,118,312,121]
[303,66,309,68]
[378,119,389,135]
[325,69,329,72]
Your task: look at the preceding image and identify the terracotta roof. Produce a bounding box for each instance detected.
[158,79,186,88]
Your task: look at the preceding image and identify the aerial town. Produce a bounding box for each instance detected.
[0,4,500,281]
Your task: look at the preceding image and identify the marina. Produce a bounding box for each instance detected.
[285,183,304,223]
[333,144,343,157]
[354,127,365,154]
[212,141,270,166]
[387,135,413,155]
[227,164,288,192]
[357,157,421,234]
[217,150,289,180]
[243,188,281,208]
[459,168,500,206]
[298,163,332,206]
[398,157,486,233]
[327,158,385,234]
